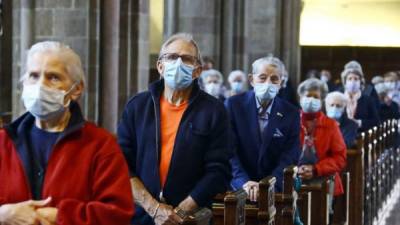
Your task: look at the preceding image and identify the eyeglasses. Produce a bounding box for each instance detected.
[159,53,201,66]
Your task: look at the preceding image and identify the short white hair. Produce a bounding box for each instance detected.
[200,69,223,84]
[297,78,328,98]
[371,76,384,85]
[159,33,202,64]
[251,56,285,77]
[228,70,246,83]
[325,91,349,108]
[21,41,85,85]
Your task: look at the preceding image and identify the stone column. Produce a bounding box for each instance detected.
[12,0,35,117]
[163,0,222,69]
[99,0,149,132]
[0,0,13,113]
[280,0,302,86]
[220,0,246,77]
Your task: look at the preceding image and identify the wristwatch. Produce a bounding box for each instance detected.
[174,207,189,220]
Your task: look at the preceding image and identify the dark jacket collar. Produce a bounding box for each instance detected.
[5,101,86,142]
[148,78,202,104]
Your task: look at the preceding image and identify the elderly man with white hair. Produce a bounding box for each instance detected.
[226,56,301,201]
[118,33,231,225]
[325,92,359,148]
[0,41,134,225]
[201,69,226,101]
[227,70,247,96]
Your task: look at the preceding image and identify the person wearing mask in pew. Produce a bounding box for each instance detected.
[118,33,232,225]
[226,56,301,201]
[340,65,380,132]
[325,91,358,148]
[297,78,347,221]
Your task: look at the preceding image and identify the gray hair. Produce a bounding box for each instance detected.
[228,70,247,83]
[325,91,349,109]
[344,60,363,75]
[371,76,384,85]
[201,69,223,84]
[21,41,85,85]
[297,78,328,98]
[251,56,285,77]
[159,33,202,64]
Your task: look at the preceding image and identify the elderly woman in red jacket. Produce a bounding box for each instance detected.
[0,42,133,225]
[297,78,347,199]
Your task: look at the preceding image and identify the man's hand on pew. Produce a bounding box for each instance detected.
[243,181,259,202]
[298,165,315,180]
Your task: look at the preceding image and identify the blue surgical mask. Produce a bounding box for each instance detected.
[345,80,361,93]
[326,106,344,120]
[300,97,321,113]
[384,81,396,91]
[163,58,194,90]
[253,83,280,101]
[231,81,243,93]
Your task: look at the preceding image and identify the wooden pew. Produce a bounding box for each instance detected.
[345,134,364,225]
[212,176,276,225]
[299,177,331,225]
[297,191,312,225]
[343,120,400,225]
[212,190,246,225]
[332,172,350,225]
[212,166,298,225]
[243,176,277,225]
[275,166,298,225]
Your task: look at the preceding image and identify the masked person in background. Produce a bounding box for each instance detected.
[226,56,301,201]
[372,75,386,95]
[320,69,337,92]
[383,71,400,108]
[227,70,247,97]
[325,92,358,148]
[340,66,380,132]
[0,41,134,225]
[201,69,226,101]
[118,33,232,225]
[297,78,346,222]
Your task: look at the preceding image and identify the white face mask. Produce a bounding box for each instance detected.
[205,83,221,97]
[253,83,280,102]
[21,83,76,120]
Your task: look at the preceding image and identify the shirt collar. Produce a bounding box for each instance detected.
[255,96,274,116]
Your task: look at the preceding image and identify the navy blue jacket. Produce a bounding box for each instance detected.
[354,95,380,132]
[117,79,232,225]
[379,102,400,121]
[226,91,301,191]
[338,114,359,148]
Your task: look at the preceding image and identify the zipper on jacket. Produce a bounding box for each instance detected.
[151,95,163,201]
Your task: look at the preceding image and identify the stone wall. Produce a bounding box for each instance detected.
[10,0,150,132]
[4,0,300,132]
